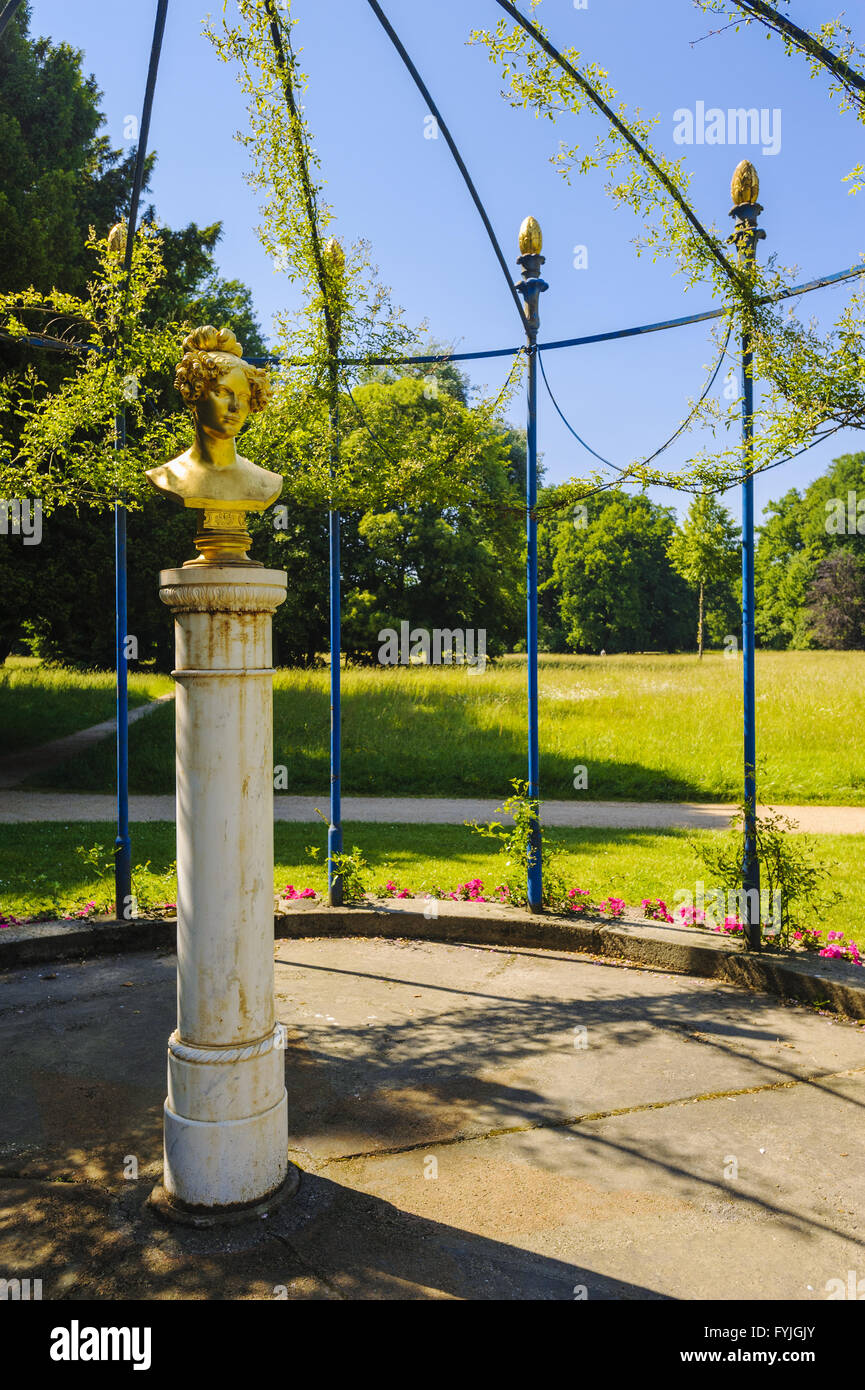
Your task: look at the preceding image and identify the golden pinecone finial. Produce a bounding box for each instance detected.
[107,222,127,257]
[731,160,760,207]
[518,215,543,255]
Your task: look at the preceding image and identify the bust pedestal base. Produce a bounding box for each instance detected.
[158,565,290,1213]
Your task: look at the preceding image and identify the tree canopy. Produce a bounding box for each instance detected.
[0,2,140,299]
[668,493,741,656]
[539,490,697,654]
[755,452,865,649]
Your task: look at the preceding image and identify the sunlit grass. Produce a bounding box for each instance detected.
[23,650,865,803]
[0,658,173,755]
[0,821,859,938]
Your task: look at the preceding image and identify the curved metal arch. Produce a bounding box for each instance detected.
[0,0,25,41]
[366,0,527,333]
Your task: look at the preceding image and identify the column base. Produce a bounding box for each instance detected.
[162,1089,290,1213]
[148,1160,300,1228]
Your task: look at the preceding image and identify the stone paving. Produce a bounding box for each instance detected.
[1,936,863,1300]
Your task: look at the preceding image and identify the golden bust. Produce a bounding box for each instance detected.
[147,325,282,566]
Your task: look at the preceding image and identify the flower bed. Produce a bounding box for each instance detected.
[4,880,861,969]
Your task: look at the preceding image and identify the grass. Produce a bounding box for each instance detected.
[19,650,865,804]
[0,658,173,756]
[0,821,859,938]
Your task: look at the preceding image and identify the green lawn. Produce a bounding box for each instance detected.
[0,658,173,756]
[19,651,865,804]
[0,821,860,938]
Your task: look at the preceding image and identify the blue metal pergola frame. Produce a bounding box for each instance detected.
[3,0,863,938]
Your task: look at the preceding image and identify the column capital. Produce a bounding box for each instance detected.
[159,566,287,615]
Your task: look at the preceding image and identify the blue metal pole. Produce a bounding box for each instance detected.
[525,343,542,911]
[516,219,548,913]
[263,7,344,901]
[325,235,343,907]
[328,497,343,906]
[741,334,760,950]
[111,0,168,921]
[114,411,131,919]
[729,163,765,952]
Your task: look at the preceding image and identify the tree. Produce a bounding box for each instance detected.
[0,0,591,672]
[0,5,268,491]
[368,340,471,406]
[250,370,526,665]
[806,550,865,649]
[0,3,142,301]
[755,453,865,649]
[0,6,274,666]
[147,221,266,357]
[667,493,740,656]
[541,490,695,654]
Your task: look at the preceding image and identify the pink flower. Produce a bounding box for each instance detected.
[280,885,317,902]
[642,897,674,923]
[713,916,744,935]
[450,879,488,902]
[678,906,706,926]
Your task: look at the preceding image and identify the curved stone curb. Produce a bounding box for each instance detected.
[2,899,864,1021]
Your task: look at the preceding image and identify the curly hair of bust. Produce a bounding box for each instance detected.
[174,324,270,413]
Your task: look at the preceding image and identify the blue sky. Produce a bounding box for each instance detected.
[28,0,865,522]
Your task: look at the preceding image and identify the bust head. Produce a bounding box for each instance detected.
[174,325,270,440]
[147,324,282,565]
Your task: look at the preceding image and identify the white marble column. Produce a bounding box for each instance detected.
[158,565,290,1212]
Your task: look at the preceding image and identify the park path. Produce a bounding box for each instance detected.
[0,789,863,832]
[0,698,862,831]
[0,693,174,790]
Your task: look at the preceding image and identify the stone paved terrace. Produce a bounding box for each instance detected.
[1,934,864,1300]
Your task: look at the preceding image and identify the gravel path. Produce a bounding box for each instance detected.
[3,701,862,832]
